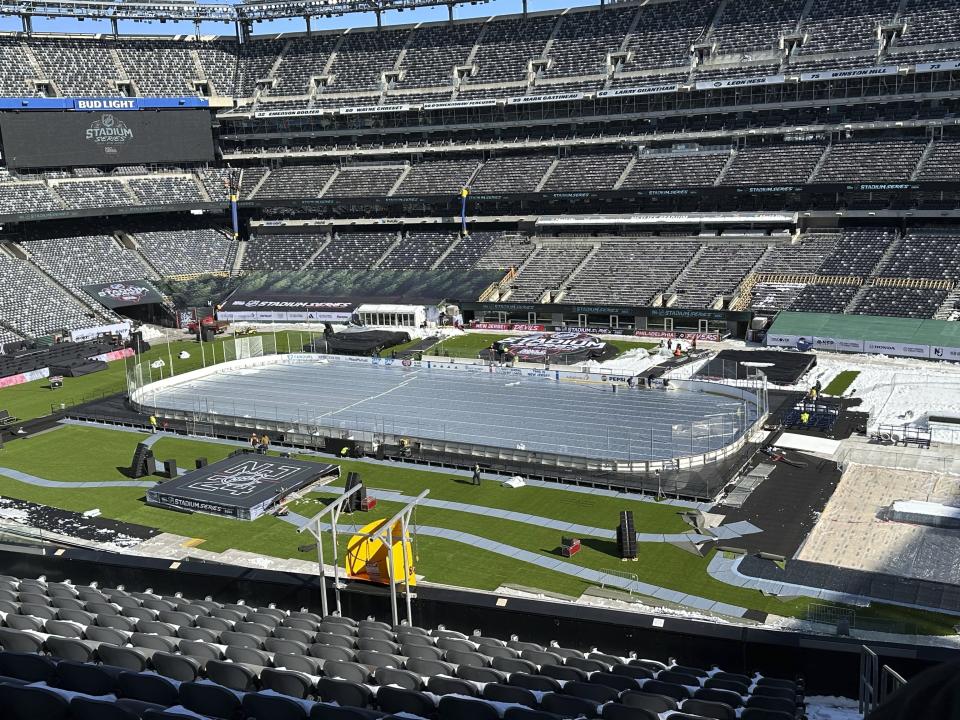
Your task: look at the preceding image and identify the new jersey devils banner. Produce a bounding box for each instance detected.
[494,331,611,363]
[83,279,165,308]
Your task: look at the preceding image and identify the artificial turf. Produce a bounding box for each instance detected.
[0,424,955,634]
[823,370,860,396]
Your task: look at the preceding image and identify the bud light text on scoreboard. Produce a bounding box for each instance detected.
[0,97,209,111]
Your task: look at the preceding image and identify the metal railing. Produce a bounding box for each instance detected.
[860,646,908,717]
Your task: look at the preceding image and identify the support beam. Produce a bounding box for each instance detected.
[111,16,118,37]
[354,489,429,626]
[20,13,31,33]
[448,3,454,22]
[298,482,363,617]
[305,15,311,35]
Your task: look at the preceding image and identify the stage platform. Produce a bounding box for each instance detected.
[697,350,816,385]
[146,454,339,520]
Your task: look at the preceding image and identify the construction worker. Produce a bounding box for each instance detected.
[800,410,811,425]
[472,463,482,486]
[260,434,270,454]
[249,432,259,450]
[149,415,158,434]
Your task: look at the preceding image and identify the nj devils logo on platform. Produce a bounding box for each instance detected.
[97,282,151,304]
[498,331,606,360]
[186,459,301,497]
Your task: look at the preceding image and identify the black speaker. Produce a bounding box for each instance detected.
[616,510,637,560]
[195,457,208,469]
[344,471,366,512]
[130,442,154,478]
[163,459,178,479]
[200,327,216,343]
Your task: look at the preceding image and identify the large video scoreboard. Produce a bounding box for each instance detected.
[0,97,215,169]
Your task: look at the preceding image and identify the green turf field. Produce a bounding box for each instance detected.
[823,370,860,396]
[429,333,508,358]
[0,330,319,422]
[0,423,953,635]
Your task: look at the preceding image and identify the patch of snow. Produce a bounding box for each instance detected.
[805,696,863,720]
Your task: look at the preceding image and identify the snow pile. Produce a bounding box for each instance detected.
[138,325,165,341]
[586,348,658,376]
[808,353,960,429]
[805,696,863,720]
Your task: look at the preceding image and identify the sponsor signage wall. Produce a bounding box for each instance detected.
[0,109,214,168]
[70,322,132,342]
[764,333,960,360]
[82,281,165,309]
[0,97,209,111]
[217,295,356,323]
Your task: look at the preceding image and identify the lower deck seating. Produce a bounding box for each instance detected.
[0,572,806,720]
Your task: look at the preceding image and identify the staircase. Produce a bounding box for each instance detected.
[192,175,212,202]
[317,168,341,198]
[617,5,647,54]
[299,234,333,270]
[729,245,775,309]
[108,48,130,82]
[430,234,462,270]
[934,287,960,320]
[843,282,871,314]
[665,244,708,295]
[231,239,247,275]
[535,159,560,191]
[539,12,566,60]
[869,232,905,277]
[387,166,411,197]
[247,170,273,199]
[559,243,601,290]
[714,150,738,185]
[464,23,489,66]
[613,157,637,190]
[371,232,405,269]
[700,0,729,43]
[910,137,936,180]
[189,50,208,82]
[117,231,164,279]
[806,144,831,182]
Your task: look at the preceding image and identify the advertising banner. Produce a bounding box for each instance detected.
[82,281,165,309]
[69,321,132,341]
[217,295,356,323]
[496,331,607,361]
[0,97,209,111]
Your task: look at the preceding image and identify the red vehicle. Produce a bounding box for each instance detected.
[187,316,229,334]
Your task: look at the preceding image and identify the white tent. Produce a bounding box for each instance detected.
[355,304,426,328]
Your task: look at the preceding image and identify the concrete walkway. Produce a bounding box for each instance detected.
[279,511,749,619]
[307,486,756,543]
[0,467,156,489]
[706,553,960,617]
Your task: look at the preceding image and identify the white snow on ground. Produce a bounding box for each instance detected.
[805,696,863,720]
[0,504,30,523]
[581,348,659,375]
[775,433,842,456]
[803,352,960,430]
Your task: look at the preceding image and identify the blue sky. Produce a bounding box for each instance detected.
[0,0,593,37]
